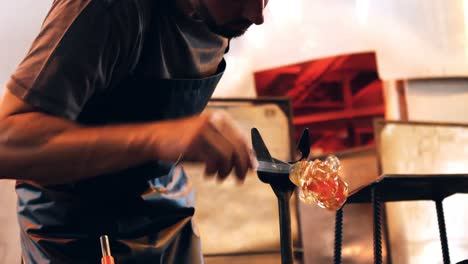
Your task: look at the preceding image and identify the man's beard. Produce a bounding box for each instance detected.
[196,2,252,38]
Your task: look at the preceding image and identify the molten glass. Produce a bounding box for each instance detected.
[289,155,348,211]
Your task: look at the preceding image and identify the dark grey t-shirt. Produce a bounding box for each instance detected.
[7,0,228,120]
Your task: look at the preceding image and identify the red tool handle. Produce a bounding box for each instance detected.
[101,255,115,264]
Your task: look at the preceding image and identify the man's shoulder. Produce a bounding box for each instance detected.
[43,0,150,31]
[96,0,154,10]
[50,0,153,15]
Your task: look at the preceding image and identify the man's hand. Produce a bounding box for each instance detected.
[150,111,253,183]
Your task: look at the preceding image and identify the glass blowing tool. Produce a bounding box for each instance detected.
[100,235,115,264]
[252,128,349,264]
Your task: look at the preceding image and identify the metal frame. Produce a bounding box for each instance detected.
[333,119,468,264]
[373,118,468,264]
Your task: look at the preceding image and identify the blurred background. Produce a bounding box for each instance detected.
[1,1,468,263]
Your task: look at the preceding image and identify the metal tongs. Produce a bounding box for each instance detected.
[251,128,310,264]
[254,128,310,175]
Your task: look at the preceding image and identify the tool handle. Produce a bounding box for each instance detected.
[101,256,115,264]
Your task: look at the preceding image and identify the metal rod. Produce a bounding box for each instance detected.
[277,190,294,264]
[382,205,393,264]
[435,200,450,264]
[371,186,383,264]
[100,235,112,257]
[334,207,344,264]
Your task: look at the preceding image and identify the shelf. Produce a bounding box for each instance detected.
[352,80,383,107]
[293,101,345,110]
[254,52,384,154]
[293,106,385,125]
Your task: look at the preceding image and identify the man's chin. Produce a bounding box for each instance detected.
[220,29,248,38]
[212,27,249,38]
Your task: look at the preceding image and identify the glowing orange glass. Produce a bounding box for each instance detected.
[289,155,348,211]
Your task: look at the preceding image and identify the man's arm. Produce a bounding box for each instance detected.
[0,90,252,185]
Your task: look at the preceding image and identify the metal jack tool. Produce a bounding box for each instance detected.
[100,235,115,264]
[251,128,310,264]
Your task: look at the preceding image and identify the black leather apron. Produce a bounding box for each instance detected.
[17,64,225,264]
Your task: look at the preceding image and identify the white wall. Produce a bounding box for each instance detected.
[0,1,52,263]
[0,1,51,90]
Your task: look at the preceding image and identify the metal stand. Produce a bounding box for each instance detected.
[435,199,450,264]
[256,171,296,264]
[251,128,298,264]
[371,186,383,264]
[334,208,344,264]
[272,186,295,264]
[346,175,468,264]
